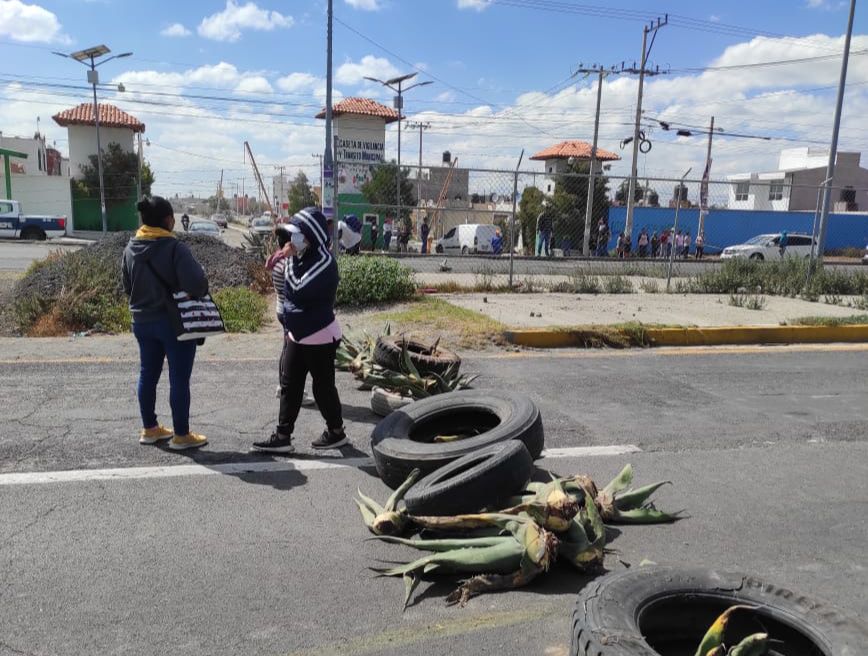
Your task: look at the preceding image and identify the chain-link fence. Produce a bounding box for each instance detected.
[333,158,868,287]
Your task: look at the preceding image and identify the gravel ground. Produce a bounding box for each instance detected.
[445,292,865,327]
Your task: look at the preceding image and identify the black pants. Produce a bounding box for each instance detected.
[277,338,342,437]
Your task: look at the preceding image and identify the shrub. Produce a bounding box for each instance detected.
[568,272,601,294]
[12,232,266,334]
[603,275,634,294]
[213,287,267,333]
[336,255,416,307]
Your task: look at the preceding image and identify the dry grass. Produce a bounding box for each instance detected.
[359,296,507,350]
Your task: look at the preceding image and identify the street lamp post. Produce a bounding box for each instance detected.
[364,73,431,227]
[53,45,132,234]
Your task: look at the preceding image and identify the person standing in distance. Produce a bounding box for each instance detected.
[254,208,347,453]
[420,216,430,254]
[122,196,209,450]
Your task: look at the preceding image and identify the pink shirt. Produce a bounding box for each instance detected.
[289,318,342,345]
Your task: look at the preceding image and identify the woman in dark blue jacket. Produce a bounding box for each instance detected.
[253,208,347,454]
[122,196,209,450]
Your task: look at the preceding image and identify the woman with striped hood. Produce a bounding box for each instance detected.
[253,208,347,454]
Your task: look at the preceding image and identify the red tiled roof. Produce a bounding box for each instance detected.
[530,140,620,162]
[315,97,401,123]
[52,103,145,133]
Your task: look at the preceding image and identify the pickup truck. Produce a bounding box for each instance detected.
[0,199,67,240]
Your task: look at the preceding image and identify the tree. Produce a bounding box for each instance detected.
[75,142,154,207]
[286,171,318,215]
[361,161,416,229]
[550,160,610,252]
[207,195,230,212]
[615,179,647,205]
[516,186,545,254]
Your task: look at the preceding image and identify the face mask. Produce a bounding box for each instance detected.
[290,231,307,254]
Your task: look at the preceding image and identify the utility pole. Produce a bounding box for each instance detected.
[274,165,286,218]
[407,121,430,206]
[324,0,336,250]
[572,64,620,256]
[815,0,856,268]
[311,153,324,202]
[624,15,668,242]
[697,115,714,238]
[136,132,143,202]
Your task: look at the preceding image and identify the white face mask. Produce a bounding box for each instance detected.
[290,231,307,254]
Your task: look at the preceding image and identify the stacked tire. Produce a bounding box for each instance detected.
[370,389,545,513]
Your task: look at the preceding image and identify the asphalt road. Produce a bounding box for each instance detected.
[2,346,867,655]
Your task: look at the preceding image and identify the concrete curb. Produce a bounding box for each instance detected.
[504,324,868,348]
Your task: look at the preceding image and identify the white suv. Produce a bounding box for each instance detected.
[721,233,815,261]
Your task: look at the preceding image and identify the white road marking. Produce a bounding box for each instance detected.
[0,445,641,486]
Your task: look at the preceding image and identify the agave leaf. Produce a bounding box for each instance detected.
[611,507,684,524]
[373,535,514,552]
[614,480,672,510]
[354,498,378,530]
[601,464,633,498]
[384,469,421,511]
[694,605,758,656]
[356,487,385,516]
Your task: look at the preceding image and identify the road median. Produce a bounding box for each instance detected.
[505,323,868,348]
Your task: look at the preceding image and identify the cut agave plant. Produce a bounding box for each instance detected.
[595,464,683,524]
[694,605,759,656]
[557,490,606,571]
[500,476,580,532]
[373,513,558,609]
[355,469,420,536]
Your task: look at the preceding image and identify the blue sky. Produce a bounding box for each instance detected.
[0,0,866,198]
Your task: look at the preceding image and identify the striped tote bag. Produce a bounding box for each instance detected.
[145,257,225,341]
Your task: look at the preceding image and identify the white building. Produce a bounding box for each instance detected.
[52,103,145,179]
[727,147,868,212]
[530,140,621,196]
[0,132,71,218]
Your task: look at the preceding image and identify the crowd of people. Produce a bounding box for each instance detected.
[612,226,706,259]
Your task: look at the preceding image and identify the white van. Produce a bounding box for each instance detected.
[435,224,499,255]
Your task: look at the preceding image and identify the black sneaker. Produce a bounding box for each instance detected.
[252,433,295,454]
[311,428,348,450]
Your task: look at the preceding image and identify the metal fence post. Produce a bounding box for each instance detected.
[509,150,524,288]
[666,167,691,293]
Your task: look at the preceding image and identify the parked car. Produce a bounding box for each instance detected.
[720,233,815,261]
[435,224,499,255]
[210,213,228,229]
[0,199,67,240]
[189,220,223,241]
[249,216,275,236]
[863,243,868,265]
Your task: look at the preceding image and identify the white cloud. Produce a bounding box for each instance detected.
[235,75,273,95]
[335,55,400,85]
[435,91,456,102]
[115,62,243,90]
[0,0,69,43]
[709,14,720,22]
[197,0,293,42]
[161,23,191,37]
[344,0,382,10]
[457,0,491,11]
[276,72,319,92]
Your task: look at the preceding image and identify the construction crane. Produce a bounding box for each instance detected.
[244,141,274,216]
[431,157,457,239]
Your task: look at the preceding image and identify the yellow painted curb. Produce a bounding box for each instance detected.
[504,325,868,348]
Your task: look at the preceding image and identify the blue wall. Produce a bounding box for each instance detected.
[606,207,868,253]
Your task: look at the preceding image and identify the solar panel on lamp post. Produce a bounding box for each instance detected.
[364,73,432,236]
[53,46,132,233]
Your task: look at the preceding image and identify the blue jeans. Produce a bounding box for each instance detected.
[133,317,197,436]
[537,230,551,256]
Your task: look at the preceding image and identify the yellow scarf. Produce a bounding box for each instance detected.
[135,225,176,240]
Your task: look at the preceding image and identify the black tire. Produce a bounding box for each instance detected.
[570,566,868,656]
[370,387,413,417]
[749,253,764,261]
[20,227,45,241]
[371,389,544,488]
[461,245,468,255]
[435,244,444,253]
[404,441,533,516]
[373,335,461,377]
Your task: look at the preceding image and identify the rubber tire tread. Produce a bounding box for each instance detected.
[371,389,544,489]
[370,387,413,417]
[373,335,461,377]
[569,565,868,656]
[403,441,533,516]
